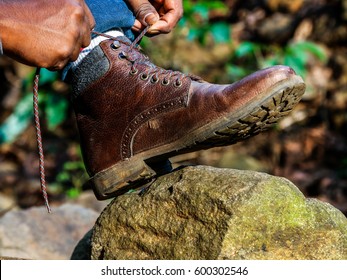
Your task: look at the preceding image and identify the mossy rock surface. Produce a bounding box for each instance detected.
[89,166,347,260]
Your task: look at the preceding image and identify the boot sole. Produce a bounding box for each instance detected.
[89,75,305,199]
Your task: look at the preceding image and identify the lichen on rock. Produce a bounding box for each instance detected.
[89,166,347,260]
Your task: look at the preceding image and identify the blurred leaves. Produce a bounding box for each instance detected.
[179,1,327,82]
[281,41,327,77]
[0,68,68,144]
[56,157,88,199]
[181,0,230,44]
[234,41,261,58]
[227,40,327,80]
[210,22,230,43]
[0,94,32,144]
[45,93,68,130]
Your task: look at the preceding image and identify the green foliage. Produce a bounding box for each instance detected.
[0,68,68,144]
[179,1,327,82]
[227,41,327,80]
[210,22,230,44]
[282,41,327,77]
[234,41,261,58]
[45,92,68,130]
[56,148,88,199]
[181,0,230,44]
[0,94,33,144]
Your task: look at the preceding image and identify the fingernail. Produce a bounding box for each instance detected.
[143,12,159,25]
[148,29,160,35]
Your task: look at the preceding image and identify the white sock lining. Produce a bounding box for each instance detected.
[70,29,124,69]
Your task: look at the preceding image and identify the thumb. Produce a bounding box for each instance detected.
[132,1,160,26]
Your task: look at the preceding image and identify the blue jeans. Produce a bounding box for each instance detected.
[86,0,135,40]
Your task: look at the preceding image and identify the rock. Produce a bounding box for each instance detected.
[90,166,347,260]
[0,193,17,212]
[71,229,93,260]
[0,204,98,259]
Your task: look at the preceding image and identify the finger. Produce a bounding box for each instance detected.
[80,2,94,47]
[83,2,95,29]
[70,42,82,62]
[47,60,68,71]
[69,32,85,63]
[136,7,159,26]
[148,19,170,34]
[52,32,81,69]
[132,19,145,33]
[80,18,92,47]
[149,1,183,33]
[55,39,81,69]
[149,11,180,33]
[128,0,160,26]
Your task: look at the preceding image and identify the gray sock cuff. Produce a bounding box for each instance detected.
[67,45,110,99]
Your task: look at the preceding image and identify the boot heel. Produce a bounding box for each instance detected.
[88,158,157,200]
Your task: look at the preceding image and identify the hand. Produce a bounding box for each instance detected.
[0,0,95,70]
[127,0,183,36]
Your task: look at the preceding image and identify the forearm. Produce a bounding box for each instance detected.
[0,1,43,53]
[0,1,22,56]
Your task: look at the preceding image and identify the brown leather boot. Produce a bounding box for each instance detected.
[69,36,305,199]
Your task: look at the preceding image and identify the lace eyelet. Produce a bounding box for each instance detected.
[150,75,159,84]
[111,40,121,50]
[161,79,170,86]
[118,52,127,60]
[174,80,183,87]
[140,73,149,80]
[129,68,138,75]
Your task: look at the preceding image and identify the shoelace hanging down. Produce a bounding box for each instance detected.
[33,67,51,213]
[34,27,150,213]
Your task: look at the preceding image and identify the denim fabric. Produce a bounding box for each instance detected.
[86,0,135,40]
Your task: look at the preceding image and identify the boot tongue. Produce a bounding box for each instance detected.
[116,36,156,68]
[115,34,204,82]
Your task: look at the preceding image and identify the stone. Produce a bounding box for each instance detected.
[0,204,99,259]
[0,193,17,212]
[90,166,347,260]
[71,229,93,260]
